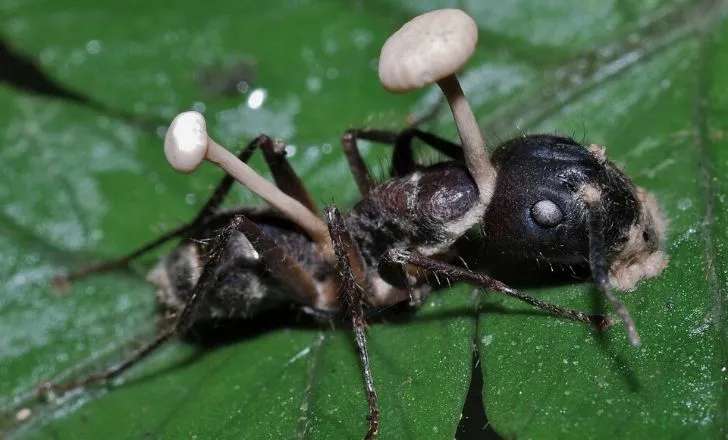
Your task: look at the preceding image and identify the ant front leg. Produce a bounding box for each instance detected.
[340,130,396,196]
[324,206,379,440]
[381,249,612,331]
[258,137,318,214]
[387,128,464,177]
[42,214,322,396]
[56,135,315,286]
[341,128,465,196]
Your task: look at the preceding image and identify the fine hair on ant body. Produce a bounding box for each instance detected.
[45,8,668,439]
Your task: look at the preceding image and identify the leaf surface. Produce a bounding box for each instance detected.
[0,0,725,439]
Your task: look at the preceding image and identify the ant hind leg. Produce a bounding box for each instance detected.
[42,213,323,396]
[42,216,247,395]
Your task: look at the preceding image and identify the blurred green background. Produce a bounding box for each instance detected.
[0,0,726,439]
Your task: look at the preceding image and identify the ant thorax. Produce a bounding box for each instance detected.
[347,162,483,306]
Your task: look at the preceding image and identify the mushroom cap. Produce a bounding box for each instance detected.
[379,9,478,93]
[164,111,209,173]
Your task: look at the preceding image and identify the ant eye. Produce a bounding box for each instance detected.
[531,200,563,227]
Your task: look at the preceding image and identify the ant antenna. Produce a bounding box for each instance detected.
[164,111,333,260]
[378,9,497,205]
[582,185,641,347]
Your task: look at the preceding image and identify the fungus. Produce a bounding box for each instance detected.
[378,8,496,203]
[164,111,331,250]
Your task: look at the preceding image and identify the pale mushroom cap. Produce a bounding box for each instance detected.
[379,8,478,92]
[164,111,209,173]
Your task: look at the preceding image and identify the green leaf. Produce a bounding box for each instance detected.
[1,1,726,439]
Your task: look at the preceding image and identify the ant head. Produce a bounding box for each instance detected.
[483,134,665,280]
[481,134,667,346]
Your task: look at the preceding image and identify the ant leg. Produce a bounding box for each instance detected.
[341,131,375,196]
[585,203,641,346]
[52,222,195,288]
[55,138,262,285]
[341,129,399,196]
[258,137,318,214]
[390,128,464,176]
[43,216,246,394]
[324,205,379,439]
[234,214,321,305]
[381,249,612,330]
[43,214,322,395]
[343,128,464,180]
[56,135,311,285]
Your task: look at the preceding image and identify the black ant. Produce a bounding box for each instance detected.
[44,8,667,439]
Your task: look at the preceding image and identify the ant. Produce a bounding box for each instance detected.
[45,8,667,439]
